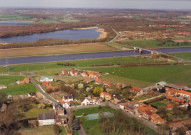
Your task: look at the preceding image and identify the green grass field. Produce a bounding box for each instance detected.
[24,108,50,119]
[84,65,191,87]
[120,39,191,48]
[19,126,54,135]
[171,52,191,60]
[74,106,115,116]
[1,84,37,95]
[0,76,24,85]
[38,19,61,24]
[151,100,170,109]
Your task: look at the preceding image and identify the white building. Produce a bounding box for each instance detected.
[81,97,102,106]
[0,85,7,90]
[40,76,53,82]
[62,96,73,102]
[38,113,55,126]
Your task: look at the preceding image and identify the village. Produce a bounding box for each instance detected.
[1,68,191,135]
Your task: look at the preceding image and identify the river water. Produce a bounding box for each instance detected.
[0,28,100,43]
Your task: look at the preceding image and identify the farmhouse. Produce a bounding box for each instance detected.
[81,70,89,77]
[100,92,112,100]
[38,113,55,126]
[166,88,177,96]
[0,85,7,90]
[16,78,30,84]
[88,72,99,79]
[40,76,53,82]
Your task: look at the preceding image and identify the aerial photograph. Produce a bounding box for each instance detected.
[0,0,191,135]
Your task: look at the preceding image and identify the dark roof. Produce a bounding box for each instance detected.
[114,95,122,100]
[53,102,64,110]
[63,96,73,99]
[38,113,55,120]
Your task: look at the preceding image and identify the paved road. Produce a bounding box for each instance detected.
[109,28,120,43]
[29,76,56,103]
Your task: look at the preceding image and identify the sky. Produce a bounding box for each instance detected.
[0,0,191,10]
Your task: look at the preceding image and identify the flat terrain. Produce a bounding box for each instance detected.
[19,126,55,135]
[171,52,191,60]
[0,43,115,58]
[85,65,191,87]
[119,39,191,49]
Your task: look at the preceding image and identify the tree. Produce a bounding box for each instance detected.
[0,92,7,106]
[71,118,80,130]
[93,87,103,96]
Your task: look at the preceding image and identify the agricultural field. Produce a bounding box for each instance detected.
[84,65,191,87]
[171,52,191,60]
[119,39,191,49]
[1,84,37,95]
[19,126,55,135]
[0,43,115,58]
[0,76,24,85]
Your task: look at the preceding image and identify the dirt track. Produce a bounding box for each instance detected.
[0,43,115,58]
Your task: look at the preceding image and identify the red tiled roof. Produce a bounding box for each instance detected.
[131,87,142,92]
[166,104,173,109]
[57,98,70,105]
[84,77,91,82]
[166,96,185,103]
[177,90,191,96]
[95,79,102,84]
[104,81,113,86]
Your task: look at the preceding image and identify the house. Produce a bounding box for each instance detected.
[95,79,102,85]
[166,104,173,110]
[62,69,68,75]
[116,83,126,89]
[1,104,7,113]
[40,76,53,82]
[57,99,70,108]
[113,95,122,104]
[166,96,185,104]
[62,96,73,102]
[69,69,75,76]
[151,113,164,124]
[130,87,143,96]
[81,70,89,77]
[16,78,30,84]
[38,113,55,126]
[103,81,113,87]
[81,97,101,106]
[119,102,128,110]
[166,88,177,96]
[28,92,36,98]
[42,81,52,87]
[141,110,153,120]
[176,90,191,98]
[100,92,112,100]
[126,101,140,115]
[53,102,65,111]
[84,77,92,83]
[178,32,190,36]
[0,85,7,90]
[88,72,99,79]
[186,130,191,135]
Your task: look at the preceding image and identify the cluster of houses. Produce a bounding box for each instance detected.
[125,101,165,125]
[42,81,58,91]
[156,81,191,105]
